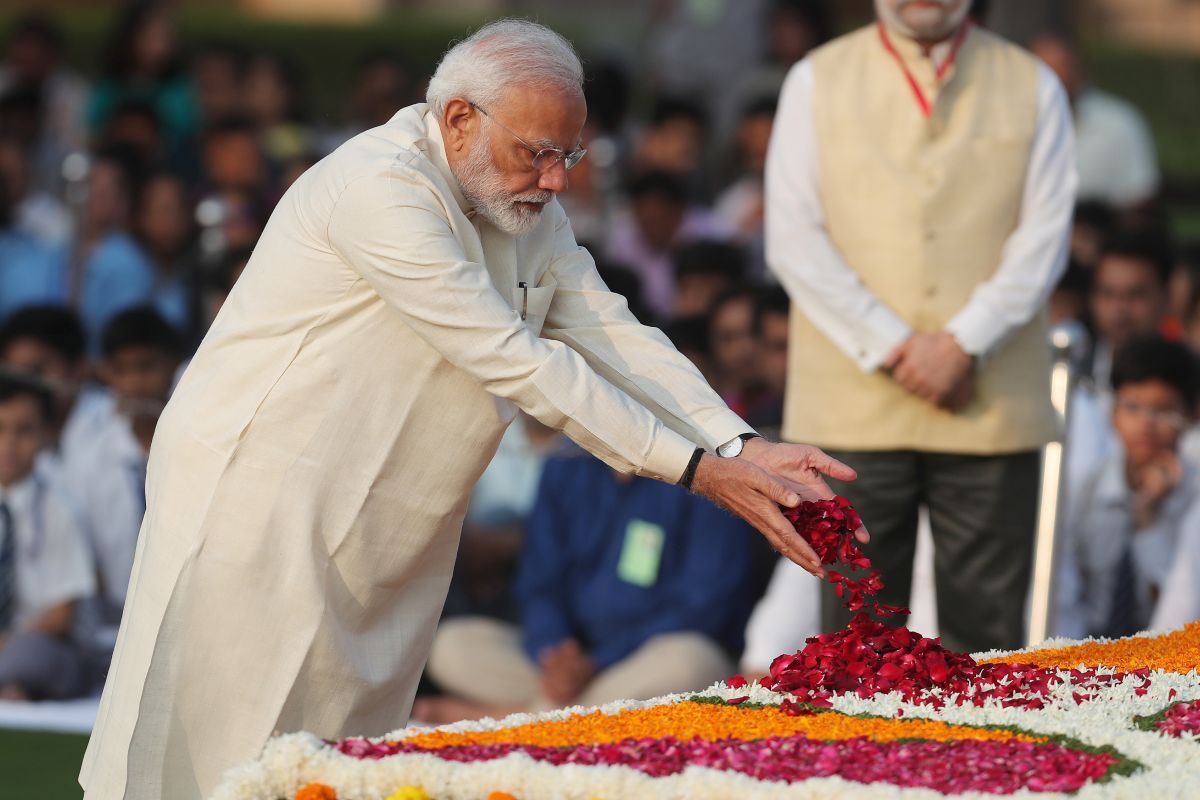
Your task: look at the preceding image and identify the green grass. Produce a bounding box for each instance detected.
[0,729,88,800]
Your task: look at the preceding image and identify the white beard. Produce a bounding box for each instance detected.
[453,129,552,237]
[875,0,971,42]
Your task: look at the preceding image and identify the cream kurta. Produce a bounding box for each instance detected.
[81,104,749,799]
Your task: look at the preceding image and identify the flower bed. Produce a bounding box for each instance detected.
[212,499,1200,799]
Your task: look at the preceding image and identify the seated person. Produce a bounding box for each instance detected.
[418,451,769,723]
[0,375,95,700]
[1055,336,1200,639]
[64,307,181,662]
[0,305,114,468]
[671,239,745,319]
[442,413,565,621]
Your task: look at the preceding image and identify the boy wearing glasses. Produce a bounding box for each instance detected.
[1056,335,1199,638]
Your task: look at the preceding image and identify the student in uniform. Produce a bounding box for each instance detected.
[0,374,96,700]
[66,308,181,663]
[0,305,115,469]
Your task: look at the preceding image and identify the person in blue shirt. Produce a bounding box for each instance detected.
[416,451,771,724]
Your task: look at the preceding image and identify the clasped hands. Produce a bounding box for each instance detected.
[883,330,975,412]
[690,438,869,578]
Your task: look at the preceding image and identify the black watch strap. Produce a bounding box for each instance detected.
[739,433,762,443]
[679,446,705,490]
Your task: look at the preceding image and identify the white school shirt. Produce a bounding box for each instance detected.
[61,409,147,609]
[1151,501,1200,631]
[766,53,1073,371]
[1054,445,1198,639]
[0,470,95,631]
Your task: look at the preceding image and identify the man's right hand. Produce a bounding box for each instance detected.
[690,454,826,577]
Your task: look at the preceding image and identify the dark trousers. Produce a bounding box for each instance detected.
[819,450,1041,653]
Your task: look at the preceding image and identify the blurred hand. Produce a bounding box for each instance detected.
[690,452,826,576]
[539,639,596,705]
[1131,450,1183,530]
[741,439,869,545]
[885,332,974,408]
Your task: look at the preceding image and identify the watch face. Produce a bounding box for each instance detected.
[718,437,743,458]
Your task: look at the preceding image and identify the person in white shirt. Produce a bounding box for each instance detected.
[66,307,180,660]
[765,0,1075,652]
[1030,30,1160,210]
[0,375,95,701]
[1056,336,1199,639]
[0,306,113,469]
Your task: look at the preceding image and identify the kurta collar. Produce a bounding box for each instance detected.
[418,106,476,219]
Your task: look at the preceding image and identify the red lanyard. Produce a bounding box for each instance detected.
[877,20,971,118]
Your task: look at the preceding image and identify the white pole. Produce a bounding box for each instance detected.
[1026,321,1089,647]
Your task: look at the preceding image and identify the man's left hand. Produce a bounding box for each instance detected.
[742,439,869,544]
[885,331,975,408]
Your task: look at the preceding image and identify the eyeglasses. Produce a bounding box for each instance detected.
[471,102,587,172]
[1114,396,1189,430]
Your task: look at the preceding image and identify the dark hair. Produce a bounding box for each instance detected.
[1098,228,1174,288]
[1111,335,1199,410]
[0,371,54,422]
[108,97,163,131]
[1055,259,1092,296]
[740,96,778,121]
[710,286,756,319]
[626,170,688,205]
[662,315,711,358]
[92,142,146,199]
[101,306,182,359]
[771,0,834,46]
[0,305,86,362]
[101,0,184,81]
[1074,200,1116,232]
[583,59,631,133]
[7,13,65,53]
[752,286,790,335]
[649,96,707,129]
[202,114,259,143]
[673,240,746,283]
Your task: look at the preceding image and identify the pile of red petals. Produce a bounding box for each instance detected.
[1152,698,1200,738]
[761,497,1136,710]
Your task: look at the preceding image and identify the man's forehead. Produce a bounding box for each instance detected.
[497,84,586,145]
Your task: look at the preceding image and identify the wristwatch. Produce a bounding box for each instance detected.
[716,432,761,459]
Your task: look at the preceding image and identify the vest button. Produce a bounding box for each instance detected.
[925,230,936,241]
[926,287,938,297]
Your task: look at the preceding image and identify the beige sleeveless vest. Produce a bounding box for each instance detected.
[782,24,1055,454]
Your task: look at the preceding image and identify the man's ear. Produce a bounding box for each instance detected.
[442,98,475,153]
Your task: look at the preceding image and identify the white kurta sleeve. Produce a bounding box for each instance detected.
[327,167,697,483]
[541,206,752,451]
[765,59,913,373]
[943,65,1077,357]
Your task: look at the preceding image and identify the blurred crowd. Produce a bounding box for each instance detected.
[0,0,1198,721]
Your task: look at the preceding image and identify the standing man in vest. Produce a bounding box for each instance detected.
[765,0,1076,652]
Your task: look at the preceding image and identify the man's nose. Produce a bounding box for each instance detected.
[538,161,568,193]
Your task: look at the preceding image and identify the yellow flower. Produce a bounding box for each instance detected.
[385,787,429,800]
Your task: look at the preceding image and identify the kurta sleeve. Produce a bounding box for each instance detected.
[327,165,696,483]
[541,205,752,451]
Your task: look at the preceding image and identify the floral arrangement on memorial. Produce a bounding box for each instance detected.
[213,497,1200,800]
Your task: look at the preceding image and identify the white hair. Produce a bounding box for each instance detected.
[426,19,584,115]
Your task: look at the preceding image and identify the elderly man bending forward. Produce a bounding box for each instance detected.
[80,20,862,800]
